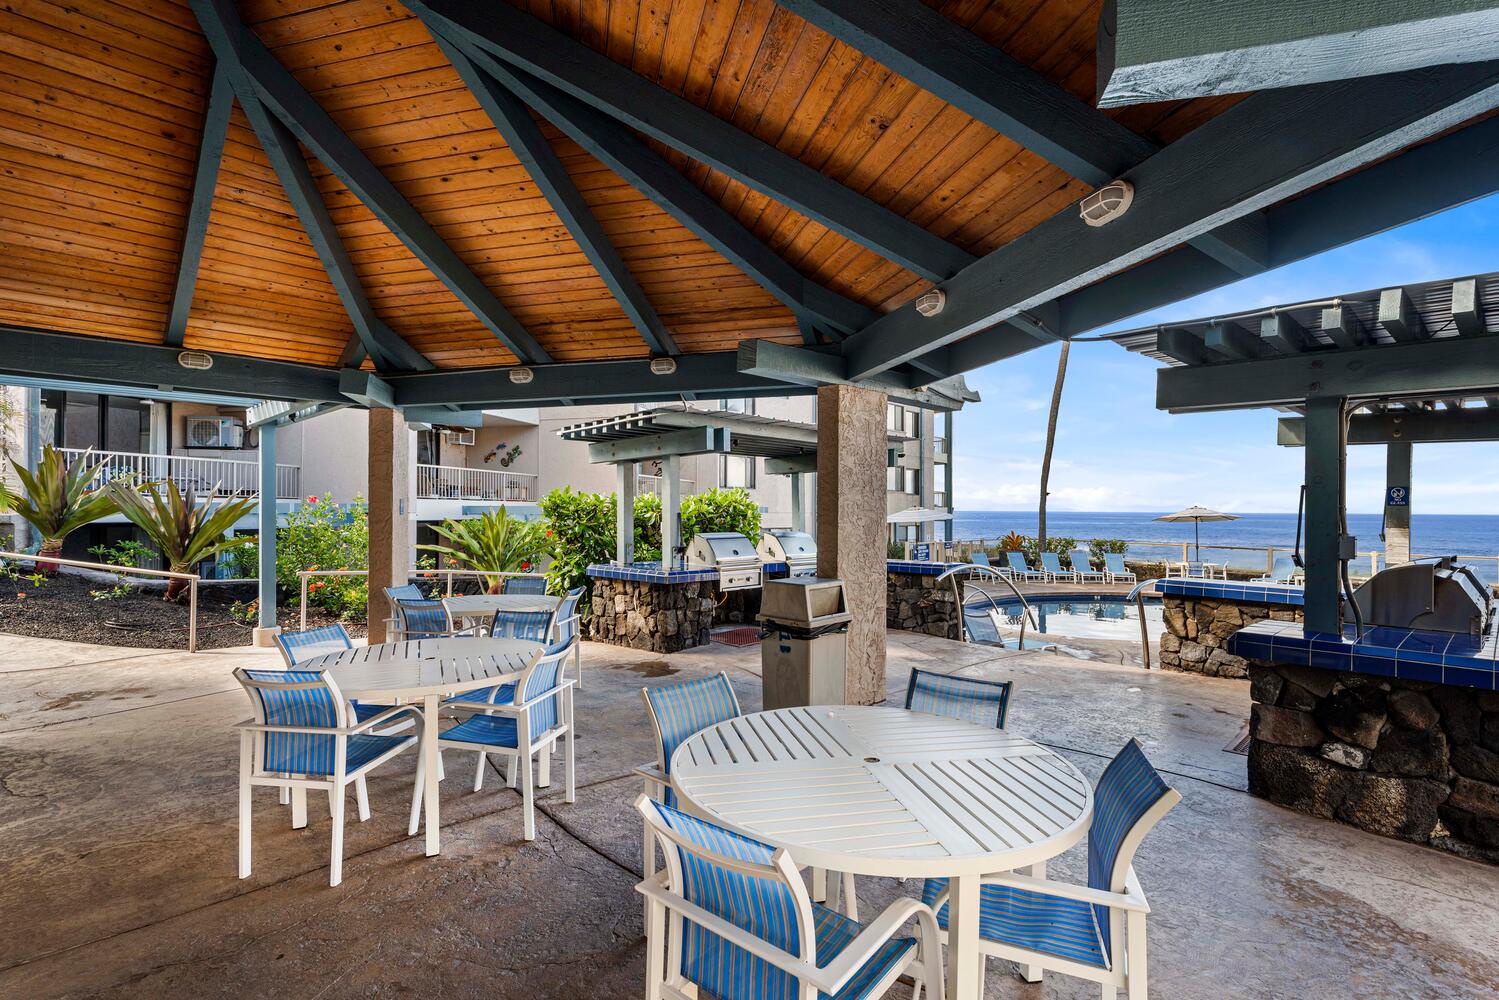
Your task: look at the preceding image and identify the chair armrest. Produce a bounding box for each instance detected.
[634,763,669,789]
[509,678,576,712]
[349,704,424,734]
[234,721,365,736]
[979,870,1151,913]
[818,897,937,993]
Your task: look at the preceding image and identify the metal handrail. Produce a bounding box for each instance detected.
[1129,579,1163,669]
[0,550,201,651]
[937,564,1038,650]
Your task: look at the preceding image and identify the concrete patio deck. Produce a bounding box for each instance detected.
[1,630,1497,998]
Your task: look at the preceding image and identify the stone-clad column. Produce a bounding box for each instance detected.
[816,384,888,704]
[366,407,411,643]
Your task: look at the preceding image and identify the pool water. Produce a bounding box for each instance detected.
[966,594,1165,643]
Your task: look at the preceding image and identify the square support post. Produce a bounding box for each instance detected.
[790,473,806,533]
[615,462,635,565]
[1384,441,1412,566]
[815,384,889,705]
[366,408,411,643]
[1303,397,1347,635]
[252,422,280,646]
[660,454,681,568]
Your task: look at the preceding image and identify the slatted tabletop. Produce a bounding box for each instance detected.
[671,705,1092,878]
[444,594,560,625]
[300,638,542,701]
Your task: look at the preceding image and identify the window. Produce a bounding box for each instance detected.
[903,467,919,495]
[886,466,900,491]
[41,391,149,452]
[416,429,439,465]
[933,464,948,494]
[720,398,754,415]
[903,408,918,438]
[886,403,901,431]
[721,454,756,488]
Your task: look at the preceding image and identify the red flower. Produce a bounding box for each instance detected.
[15,592,25,599]
[306,495,319,504]
[521,562,530,571]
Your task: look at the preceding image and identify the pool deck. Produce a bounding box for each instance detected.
[2,630,1498,998]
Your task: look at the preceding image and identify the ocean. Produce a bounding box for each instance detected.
[949,511,1499,583]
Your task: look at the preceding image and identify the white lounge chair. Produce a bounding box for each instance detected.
[1102,553,1136,585]
[1039,551,1077,582]
[1254,555,1302,583]
[1069,549,1107,583]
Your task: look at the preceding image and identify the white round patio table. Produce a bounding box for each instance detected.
[300,638,543,856]
[670,705,1093,1000]
[444,593,560,628]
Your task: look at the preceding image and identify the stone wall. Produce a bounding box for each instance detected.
[1248,661,1499,863]
[886,571,962,640]
[1160,596,1301,678]
[587,577,716,653]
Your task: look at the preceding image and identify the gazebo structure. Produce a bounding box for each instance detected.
[4,0,1499,710]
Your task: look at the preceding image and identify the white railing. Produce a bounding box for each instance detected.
[0,551,202,651]
[415,463,537,502]
[636,475,697,497]
[61,448,300,498]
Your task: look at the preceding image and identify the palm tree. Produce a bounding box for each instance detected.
[1037,341,1071,557]
[419,508,553,594]
[105,481,257,601]
[0,446,119,571]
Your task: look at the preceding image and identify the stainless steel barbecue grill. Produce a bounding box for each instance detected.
[685,532,762,592]
[1351,556,1493,636]
[757,529,817,578]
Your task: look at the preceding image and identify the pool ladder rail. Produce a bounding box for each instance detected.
[937,563,1051,652]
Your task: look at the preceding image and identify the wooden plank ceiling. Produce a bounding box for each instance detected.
[0,0,1238,371]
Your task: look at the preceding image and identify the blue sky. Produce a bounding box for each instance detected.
[953,194,1499,515]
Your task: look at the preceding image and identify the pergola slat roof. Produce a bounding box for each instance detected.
[3,0,1499,409]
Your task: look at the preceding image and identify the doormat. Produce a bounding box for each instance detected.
[1225,723,1252,755]
[711,626,762,647]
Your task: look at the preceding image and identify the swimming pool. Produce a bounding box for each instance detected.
[965,593,1165,642]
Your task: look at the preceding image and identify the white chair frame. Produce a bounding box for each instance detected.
[235,669,424,887]
[551,606,584,687]
[636,794,943,1000]
[918,787,1181,999]
[1070,552,1109,584]
[436,644,577,841]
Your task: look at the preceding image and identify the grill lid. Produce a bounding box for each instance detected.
[1352,557,1492,635]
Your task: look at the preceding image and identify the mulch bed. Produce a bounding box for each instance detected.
[0,573,367,651]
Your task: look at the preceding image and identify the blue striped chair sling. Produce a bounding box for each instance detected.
[1006,551,1045,581]
[444,608,554,711]
[635,795,943,1000]
[639,672,742,809]
[503,575,549,595]
[435,640,576,840]
[921,739,1180,999]
[1070,550,1107,583]
[970,551,991,567]
[905,667,1012,729]
[553,587,585,686]
[233,668,423,887]
[275,624,399,728]
[393,598,458,639]
[382,585,425,639]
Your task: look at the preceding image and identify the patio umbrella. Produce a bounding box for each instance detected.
[1155,506,1240,559]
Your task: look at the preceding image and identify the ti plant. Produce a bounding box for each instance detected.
[105,480,258,601]
[419,507,553,594]
[0,445,120,572]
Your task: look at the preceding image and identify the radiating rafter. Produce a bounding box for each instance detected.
[189,0,549,365]
[464,50,877,338]
[430,30,678,358]
[408,0,973,283]
[165,62,235,348]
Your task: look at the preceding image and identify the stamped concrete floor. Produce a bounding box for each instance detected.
[1,630,1497,998]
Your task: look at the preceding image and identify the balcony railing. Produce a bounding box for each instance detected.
[61,448,300,499]
[636,475,697,497]
[416,463,537,502]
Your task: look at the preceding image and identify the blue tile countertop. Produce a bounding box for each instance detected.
[1157,578,1305,606]
[585,562,720,584]
[1228,620,1499,691]
[886,560,960,576]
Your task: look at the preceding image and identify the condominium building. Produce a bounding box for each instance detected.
[0,382,955,562]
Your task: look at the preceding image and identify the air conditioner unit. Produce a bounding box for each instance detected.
[185,416,244,449]
[443,427,476,447]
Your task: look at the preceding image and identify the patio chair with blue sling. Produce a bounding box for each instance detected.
[435,639,577,840]
[1102,553,1136,586]
[906,667,1013,729]
[1040,551,1077,582]
[443,607,557,724]
[234,668,424,887]
[276,623,411,728]
[392,597,484,640]
[552,586,585,686]
[970,550,992,567]
[503,574,549,595]
[634,794,944,1000]
[381,584,426,640]
[1070,549,1108,583]
[919,739,1181,999]
[1006,551,1046,582]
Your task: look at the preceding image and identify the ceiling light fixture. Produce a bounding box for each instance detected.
[508,367,534,384]
[176,350,214,371]
[650,357,678,375]
[1079,180,1134,227]
[915,289,946,317]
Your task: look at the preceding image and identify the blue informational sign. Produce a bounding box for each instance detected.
[1386,486,1410,507]
[912,542,932,561]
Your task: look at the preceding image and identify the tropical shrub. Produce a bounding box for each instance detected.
[680,488,761,544]
[0,445,119,571]
[997,530,1028,553]
[105,481,258,601]
[419,507,552,593]
[886,540,906,559]
[278,494,368,619]
[86,539,156,600]
[1023,534,1076,563]
[633,492,663,562]
[1088,538,1129,568]
[538,487,615,600]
